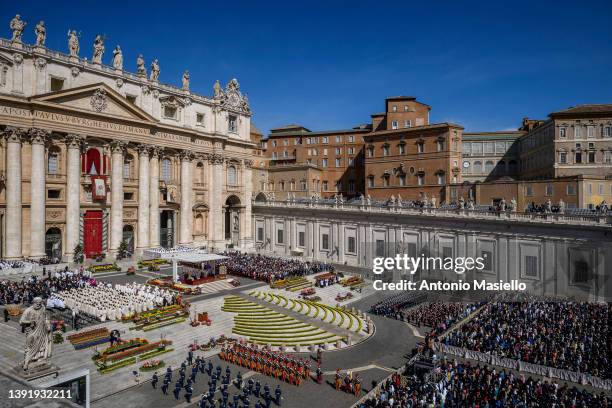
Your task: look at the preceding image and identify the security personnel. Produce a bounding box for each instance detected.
[161,378,169,395]
[247,378,254,395]
[151,372,159,389]
[173,382,181,400]
[254,380,261,397]
[275,385,282,406]
[184,383,193,403]
[236,371,243,389]
[263,383,270,398]
[199,395,208,408]
[207,361,214,376]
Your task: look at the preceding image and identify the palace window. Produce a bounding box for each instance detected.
[298,231,305,247]
[525,255,538,277]
[559,150,567,164]
[321,233,329,251]
[228,115,238,133]
[398,143,406,154]
[336,136,342,143]
[588,152,596,163]
[300,180,307,190]
[335,147,341,155]
[437,172,445,186]
[575,152,582,164]
[277,229,284,244]
[392,105,397,112]
[567,184,576,195]
[347,236,356,254]
[348,147,354,154]
[484,160,494,173]
[322,137,328,144]
[348,135,354,142]
[382,174,390,187]
[559,127,566,138]
[367,175,374,188]
[404,120,411,128]
[322,181,328,191]
[574,126,581,139]
[604,150,612,163]
[227,165,237,185]
[336,181,341,191]
[391,121,398,130]
[322,158,328,167]
[382,145,389,156]
[417,174,425,186]
[367,146,374,157]
[272,140,277,147]
[545,183,553,196]
[587,126,594,138]
[436,140,445,152]
[161,158,171,181]
[604,126,612,138]
[398,174,406,186]
[335,158,341,167]
[417,142,424,153]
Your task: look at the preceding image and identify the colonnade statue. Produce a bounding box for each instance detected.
[17,297,55,376]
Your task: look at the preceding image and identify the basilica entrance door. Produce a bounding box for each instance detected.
[84,210,103,257]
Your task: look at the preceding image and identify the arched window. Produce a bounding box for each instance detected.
[227,165,237,185]
[473,161,483,173]
[47,148,60,174]
[86,148,102,175]
[123,155,133,179]
[196,162,205,183]
[161,158,171,181]
[484,161,494,173]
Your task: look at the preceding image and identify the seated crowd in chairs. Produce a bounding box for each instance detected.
[440,301,611,379]
[369,292,427,319]
[402,302,482,333]
[218,252,334,282]
[357,360,611,407]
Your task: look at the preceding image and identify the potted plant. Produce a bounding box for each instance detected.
[73,244,84,264]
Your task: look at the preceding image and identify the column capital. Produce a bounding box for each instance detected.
[136,143,153,157]
[28,128,50,145]
[179,150,195,162]
[109,140,127,154]
[2,126,28,143]
[208,152,224,165]
[65,133,85,150]
[150,146,163,158]
[243,159,253,168]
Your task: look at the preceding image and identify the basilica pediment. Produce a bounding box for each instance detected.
[29,83,156,122]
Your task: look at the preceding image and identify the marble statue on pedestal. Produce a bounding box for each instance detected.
[182,70,190,91]
[150,59,160,81]
[136,54,146,76]
[19,297,52,372]
[213,80,223,98]
[67,30,80,57]
[34,21,46,46]
[92,34,105,64]
[10,14,26,43]
[112,45,123,70]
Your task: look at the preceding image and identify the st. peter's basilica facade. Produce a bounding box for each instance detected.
[0,16,254,260]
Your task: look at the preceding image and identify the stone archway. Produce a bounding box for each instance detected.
[122,224,134,253]
[224,195,241,245]
[45,227,62,261]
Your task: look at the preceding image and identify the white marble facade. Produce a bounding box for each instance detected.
[0,22,255,259]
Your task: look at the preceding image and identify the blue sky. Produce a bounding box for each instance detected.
[3,1,611,134]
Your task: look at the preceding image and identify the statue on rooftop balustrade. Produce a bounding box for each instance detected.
[112,45,123,70]
[182,70,190,91]
[67,29,80,57]
[92,34,105,64]
[10,14,26,43]
[150,59,160,81]
[136,54,146,76]
[34,21,46,46]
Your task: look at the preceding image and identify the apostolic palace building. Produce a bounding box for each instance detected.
[0,19,254,261]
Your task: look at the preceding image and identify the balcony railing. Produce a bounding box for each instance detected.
[253,200,612,227]
[225,184,243,192]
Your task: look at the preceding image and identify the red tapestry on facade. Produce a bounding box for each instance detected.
[91,175,107,200]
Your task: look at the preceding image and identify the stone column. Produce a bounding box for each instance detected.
[136,144,150,251]
[179,151,193,245]
[149,147,161,248]
[29,128,49,259]
[3,127,26,259]
[64,134,84,261]
[209,153,224,247]
[110,141,126,255]
[240,159,253,248]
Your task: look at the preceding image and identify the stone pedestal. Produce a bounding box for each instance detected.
[12,363,59,381]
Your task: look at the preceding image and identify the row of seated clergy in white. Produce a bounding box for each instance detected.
[47,282,176,321]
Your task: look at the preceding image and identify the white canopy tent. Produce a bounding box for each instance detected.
[143,248,228,282]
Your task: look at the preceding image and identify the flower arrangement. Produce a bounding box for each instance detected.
[94,338,172,366]
[67,328,110,350]
[53,332,64,344]
[138,259,169,268]
[88,263,121,273]
[139,359,165,372]
[51,319,66,332]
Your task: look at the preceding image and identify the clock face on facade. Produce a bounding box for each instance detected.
[463,161,470,168]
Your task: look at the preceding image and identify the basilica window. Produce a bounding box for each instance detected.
[163,106,177,119]
[367,175,374,188]
[47,150,59,174]
[0,65,7,87]
[228,115,238,133]
[196,113,205,126]
[227,166,237,186]
[123,156,133,179]
[50,76,64,91]
[161,158,171,181]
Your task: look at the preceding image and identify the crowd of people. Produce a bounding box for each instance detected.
[402,302,481,333]
[440,301,610,379]
[218,252,334,282]
[0,267,91,305]
[49,282,178,321]
[370,293,427,319]
[358,360,611,407]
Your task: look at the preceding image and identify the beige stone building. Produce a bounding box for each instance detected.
[0,23,255,260]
